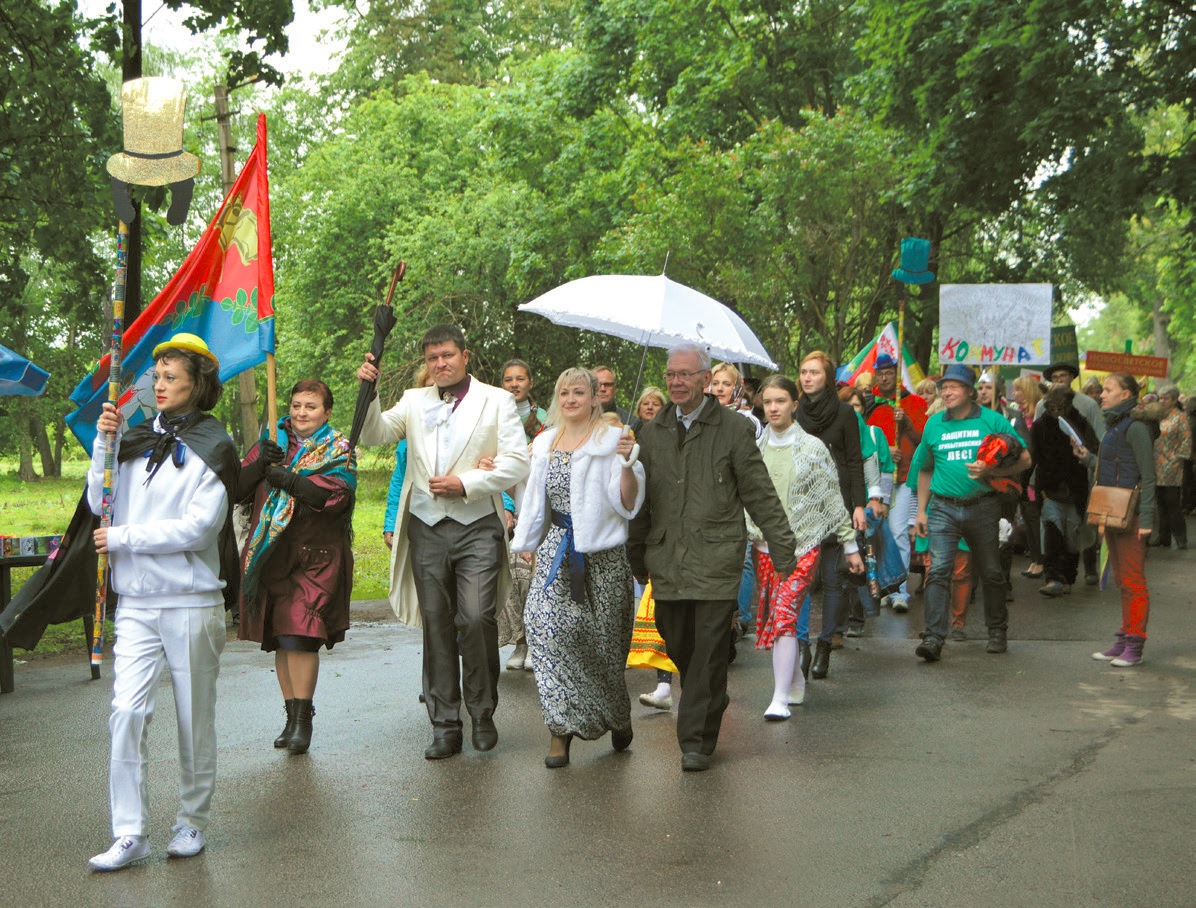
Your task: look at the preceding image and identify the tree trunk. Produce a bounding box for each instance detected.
[16,410,36,481]
[32,415,57,477]
[1151,292,1173,377]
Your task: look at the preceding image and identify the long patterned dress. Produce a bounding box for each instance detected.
[524,450,634,739]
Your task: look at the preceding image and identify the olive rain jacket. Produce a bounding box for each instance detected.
[628,395,797,601]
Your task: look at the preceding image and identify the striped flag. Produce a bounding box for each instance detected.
[840,323,925,392]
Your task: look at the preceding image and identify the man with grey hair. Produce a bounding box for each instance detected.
[628,343,797,772]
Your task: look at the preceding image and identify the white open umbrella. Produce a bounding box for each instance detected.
[518,274,778,370]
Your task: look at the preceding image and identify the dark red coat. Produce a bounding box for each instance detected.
[237,433,354,650]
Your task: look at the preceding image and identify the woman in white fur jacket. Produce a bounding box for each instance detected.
[511,367,645,768]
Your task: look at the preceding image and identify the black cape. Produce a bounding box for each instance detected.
[0,414,240,651]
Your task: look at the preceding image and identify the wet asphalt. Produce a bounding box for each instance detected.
[1,546,1193,907]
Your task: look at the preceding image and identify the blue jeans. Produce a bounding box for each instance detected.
[924,494,1007,641]
[888,484,914,603]
[736,544,755,625]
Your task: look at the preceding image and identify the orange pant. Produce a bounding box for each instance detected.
[950,550,973,630]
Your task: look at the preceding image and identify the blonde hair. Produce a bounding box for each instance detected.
[916,378,937,398]
[636,385,667,418]
[712,362,741,383]
[545,367,608,438]
[1012,376,1042,414]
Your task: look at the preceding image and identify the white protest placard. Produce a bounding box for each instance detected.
[938,284,1053,366]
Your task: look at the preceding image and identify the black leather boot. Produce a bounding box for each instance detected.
[811,640,831,679]
[288,700,315,755]
[799,641,812,680]
[274,699,297,749]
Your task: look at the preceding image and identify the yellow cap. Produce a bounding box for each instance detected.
[152,332,219,364]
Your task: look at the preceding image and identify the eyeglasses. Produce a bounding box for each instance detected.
[597,381,615,389]
[664,370,705,382]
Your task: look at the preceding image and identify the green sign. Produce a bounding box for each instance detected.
[1051,325,1078,369]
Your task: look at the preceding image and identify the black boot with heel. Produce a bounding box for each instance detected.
[274,699,298,749]
[288,700,315,755]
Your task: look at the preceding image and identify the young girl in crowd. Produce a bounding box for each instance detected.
[749,375,863,719]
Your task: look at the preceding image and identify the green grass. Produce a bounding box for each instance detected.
[1,454,398,655]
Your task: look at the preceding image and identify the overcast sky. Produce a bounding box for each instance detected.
[78,0,350,77]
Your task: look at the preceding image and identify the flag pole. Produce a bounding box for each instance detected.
[92,220,130,675]
[265,353,278,443]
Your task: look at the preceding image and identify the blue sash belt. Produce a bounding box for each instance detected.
[544,509,586,604]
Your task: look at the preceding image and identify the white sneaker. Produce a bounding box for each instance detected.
[89,836,150,871]
[880,595,893,608]
[522,654,534,672]
[891,598,909,613]
[166,825,205,858]
[764,700,791,721]
[638,693,673,710]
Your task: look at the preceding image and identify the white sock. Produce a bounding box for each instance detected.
[768,636,797,714]
[651,681,672,700]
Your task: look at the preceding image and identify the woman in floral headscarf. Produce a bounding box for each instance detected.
[238,379,357,755]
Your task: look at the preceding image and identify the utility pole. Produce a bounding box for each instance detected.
[213,82,262,445]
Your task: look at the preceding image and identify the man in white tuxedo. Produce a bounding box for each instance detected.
[357,325,530,759]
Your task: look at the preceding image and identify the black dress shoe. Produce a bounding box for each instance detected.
[986,628,1008,654]
[424,734,463,760]
[471,717,498,752]
[681,752,712,772]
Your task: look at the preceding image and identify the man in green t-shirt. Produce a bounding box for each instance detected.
[908,365,1031,662]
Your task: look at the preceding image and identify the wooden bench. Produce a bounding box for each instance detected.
[0,552,97,693]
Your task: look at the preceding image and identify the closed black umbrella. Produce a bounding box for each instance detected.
[348,262,405,450]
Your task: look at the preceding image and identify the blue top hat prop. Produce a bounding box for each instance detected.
[892,237,935,285]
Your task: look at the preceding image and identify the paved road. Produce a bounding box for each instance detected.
[1,548,1192,907]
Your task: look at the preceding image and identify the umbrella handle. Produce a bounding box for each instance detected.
[384,261,406,307]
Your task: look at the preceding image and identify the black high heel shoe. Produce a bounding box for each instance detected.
[545,734,573,768]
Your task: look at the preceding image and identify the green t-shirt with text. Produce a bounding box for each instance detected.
[907,405,1013,500]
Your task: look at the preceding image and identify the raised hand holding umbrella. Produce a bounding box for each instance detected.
[348,262,406,451]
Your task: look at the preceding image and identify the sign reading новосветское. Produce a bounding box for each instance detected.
[1084,350,1170,379]
[938,284,1053,366]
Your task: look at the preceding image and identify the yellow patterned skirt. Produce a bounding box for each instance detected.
[626,581,677,673]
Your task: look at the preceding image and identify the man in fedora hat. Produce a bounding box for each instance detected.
[908,365,1030,662]
[866,352,927,613]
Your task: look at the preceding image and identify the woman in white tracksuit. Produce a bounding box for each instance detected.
[87,334,238,872]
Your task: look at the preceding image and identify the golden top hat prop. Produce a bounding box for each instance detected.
[106,77,201,225]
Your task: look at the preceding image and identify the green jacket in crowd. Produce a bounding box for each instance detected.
[628,395,797,601]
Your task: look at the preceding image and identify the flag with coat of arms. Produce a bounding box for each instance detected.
[66,113,275,450]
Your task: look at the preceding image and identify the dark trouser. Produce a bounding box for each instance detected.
[815,538,845,643]
[1042,521,1080,585]
[654,598,736,756]
[408,513,506,734]
[924,494,1007,641]
[1155,485,1186,546]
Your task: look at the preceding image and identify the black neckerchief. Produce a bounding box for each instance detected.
[120,411,203,485]
[797,388,840,436]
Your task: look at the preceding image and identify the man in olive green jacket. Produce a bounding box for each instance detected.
[629,344,797,772]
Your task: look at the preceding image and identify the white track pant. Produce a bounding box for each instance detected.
[109,605,225,837]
